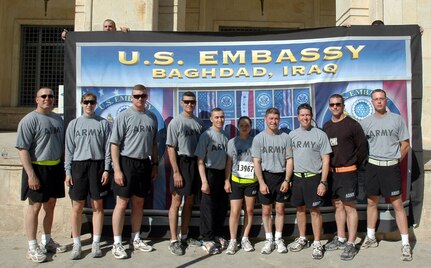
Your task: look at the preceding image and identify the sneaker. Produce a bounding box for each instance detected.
[202,241,220,255]
[324,236,346,251]
[169,241,185,256]
[226,240,238,255]
[184,238,202,247]
[288,237,309,252]
[260,239,275,254]
[241,238,255,252]
[401,244,412,261]
[340,243,357,261]
[360,236,378,249]
[70,243,82,260]
[26,246,47,263]
[215,236,228,250]
[111,243,127,259]
[275,238,288,253]
[312,243,324,260]
[40,238,67,253]
[132,239,153,252]
[91,242,102,258]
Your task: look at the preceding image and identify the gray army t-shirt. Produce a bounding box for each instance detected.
[251,131,293,173]
[16,111,64,161]
[65,114,111,176]
[194,127,228,170]
[166,113,204,157]
[289,127,332,173]
[360,111,409,161]
[227,136,255,179]
[110,107,158,159]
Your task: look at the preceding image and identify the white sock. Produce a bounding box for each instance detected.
[300,236,307,241]
[180,233,188,240]
[28,240,37,250]
[338,237,347,243]
[401,234,409,245]
[275,231,283,240]
[93,235,101,243]
[41,234,51,245]
[367,228,376,239]
[313,240,321,246]
[265,233,273,241]
[114,235,122,244]
[73,237,81,246]
[170,240,178,244]
[242,236,248,242]
[131,232,140,241]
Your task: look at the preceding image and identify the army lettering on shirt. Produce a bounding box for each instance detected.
[227,136,254,179]
[194,127,228,170]
[166,113,204,157]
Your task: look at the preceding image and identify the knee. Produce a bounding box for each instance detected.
[262,206,272,217]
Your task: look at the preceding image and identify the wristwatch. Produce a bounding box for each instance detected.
[320,180,328,188]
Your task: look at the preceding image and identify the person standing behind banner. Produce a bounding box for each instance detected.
[224,116,258,255]
[195,108,229,255]
[252,108,293,255]
[288,103,332,260]
[359,89,412,261]
[61,19,130,40]
[323,94,367,261]
[16,87,67,263]
[166,91,204,256]
[110,84,158,259]
[65,93,111,260]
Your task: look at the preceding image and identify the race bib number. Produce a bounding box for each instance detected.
[236,161,254,178]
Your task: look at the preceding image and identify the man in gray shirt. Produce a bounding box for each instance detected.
[65,93,111,259]
[16,87,66,263]
[360,89,411,261]
[288,103,332,260]
[166,91,204,255]
[110,84,158,259]
[251,108,293,255]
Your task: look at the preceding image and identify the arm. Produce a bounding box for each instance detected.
[18,149,40,190]
[280,157,293,192]
[198,157,210,194]
[253,157,269,195]
[167,145,183,188]
[224,155,233,193]
[317,154,330,196]
[400,139,410,161]
[111,143,124,186]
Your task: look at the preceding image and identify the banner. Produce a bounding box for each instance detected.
[64,25,423,234]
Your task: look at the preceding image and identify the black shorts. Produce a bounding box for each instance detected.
[290,173,323,208]
[68,160,108,201]
[229,180,258,200]
[113,156,152,198]
[173,155,201,196]
[330,171,357,202]
[364,162,402,198]
[258,171,290,205]
[21,163,65,203]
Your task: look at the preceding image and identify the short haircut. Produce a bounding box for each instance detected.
[35,87,53,97]
[329,94,344,105]
[371,20,384,26]
[265,108,280,117]
[182,91,196,100]
[81,92,97,103]
[297,103,313,115]
[237,116,252,126]
[104,19,116,26]
[132,84,147,92]
[210,107,224,117]
[371,89,387,98]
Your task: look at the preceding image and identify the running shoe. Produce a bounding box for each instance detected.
[40,238,67,253]
[226,240,238,255]
[360,236,378,249]
[91,242,102,258]
[111,243,127,259]
[169,241,185,256]
[260,239,274,254]
[288,237,309,252]
[241,238,255,252]
[340,243,357,261]
[131,239,153,252]
[275,238,288,253]
[26,246,47,263]
[324,236,346,251]
[69,243,82,260]
[401,244,412,261]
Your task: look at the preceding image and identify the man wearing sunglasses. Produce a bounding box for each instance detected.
[110,84,158,259]
[322,94,367,261]
[64,93,111,260]
[166,91,204,255]
[16,87,66,263]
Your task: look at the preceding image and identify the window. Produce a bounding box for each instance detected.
[19,25,73,106]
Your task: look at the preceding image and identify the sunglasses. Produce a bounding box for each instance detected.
[83,100,97,105]
[133,94,148,100]
[329,102,342,107]
[182,100,196,105]
[39,94,54,99]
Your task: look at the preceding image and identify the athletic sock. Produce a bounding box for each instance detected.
[401,234,409,245]
[72,237,81,246]
[275,231,283,240]
[28,240,37,250]
[93,235,101,243]
[114,235,122,244]
[265,233,273,241]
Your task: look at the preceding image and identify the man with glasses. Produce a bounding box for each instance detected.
[110,84,158,259]
[166,91,204,255]
[322,94,367,261]
[360,89,412,261]
[288,103,332,260]
[65,93,111,260]
[16,87,67,263]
